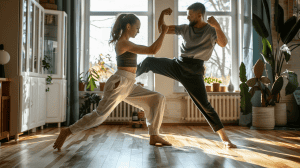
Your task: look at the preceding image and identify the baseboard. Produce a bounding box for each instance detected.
[102,122,239,126]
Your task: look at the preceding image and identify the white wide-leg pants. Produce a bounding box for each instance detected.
[69,70,166,135]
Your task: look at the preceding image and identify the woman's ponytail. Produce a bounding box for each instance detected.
[109,13,139,45]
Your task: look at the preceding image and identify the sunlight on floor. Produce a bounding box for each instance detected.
[121,132,300,168]
[245,137,300,148]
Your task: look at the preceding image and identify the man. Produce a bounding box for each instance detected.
[136,2,237,148]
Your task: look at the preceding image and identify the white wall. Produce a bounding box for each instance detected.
[154,0,188,123]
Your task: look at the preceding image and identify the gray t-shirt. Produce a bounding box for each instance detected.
[175,24,217,61]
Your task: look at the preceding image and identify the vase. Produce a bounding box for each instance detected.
[252,106,275,129]
[274,103,287,126]
[213,83,220,92]
[227,79,234,92]
[205,85,212,92]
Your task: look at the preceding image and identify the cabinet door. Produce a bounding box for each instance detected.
[29,77,38,129]
[37,78,46,127]
[20,76,31,132]
[61,80,67,122]
[46,79,62,123]
[44,10,62,79]
[19,0,29,76]
[62,13,68,79]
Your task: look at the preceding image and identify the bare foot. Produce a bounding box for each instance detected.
[222,141,237,148]
[53,128,72,151]
[149,135,172,146]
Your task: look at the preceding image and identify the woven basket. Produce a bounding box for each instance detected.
[252,106,275,129]
[274,103,287,126]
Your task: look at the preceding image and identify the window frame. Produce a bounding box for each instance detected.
[173,0,239,92]
[84,0,154,91]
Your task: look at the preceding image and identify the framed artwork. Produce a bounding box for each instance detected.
[288,0,300,41]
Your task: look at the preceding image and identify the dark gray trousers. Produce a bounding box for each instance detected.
[136,56,224,132]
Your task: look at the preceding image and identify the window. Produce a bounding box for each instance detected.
[84,0,154,90]
[174,0,238,92]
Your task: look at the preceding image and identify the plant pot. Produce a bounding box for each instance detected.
[220,86,226,92]
[213,83,220,92]
[252,106,275,129]
[137,111,145,120]
[100,82,106,91]
[205,85,212,92]
[274,103,287,126]
[79,82,85,91]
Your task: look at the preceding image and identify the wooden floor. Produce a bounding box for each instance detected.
[0,125,300,168]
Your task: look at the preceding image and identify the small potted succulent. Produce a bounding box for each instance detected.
[204,76,213,92]
[79,72,88,91]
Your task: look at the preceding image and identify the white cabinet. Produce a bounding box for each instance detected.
[20,76,46,132]
[44,10,68,79]
[37,78,47,126]
[46,79,67,126]
[20,76,31,132]
[19,0,45,77]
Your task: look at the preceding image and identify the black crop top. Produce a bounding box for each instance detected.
[116,51,137,67]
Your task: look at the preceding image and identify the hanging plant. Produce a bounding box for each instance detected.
[42,55,53,92]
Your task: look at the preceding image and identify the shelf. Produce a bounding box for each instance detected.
[0,78,11,82]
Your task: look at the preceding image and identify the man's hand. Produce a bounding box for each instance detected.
[161,24,169,34]
[162,8,172,15]
[207,16,220,29]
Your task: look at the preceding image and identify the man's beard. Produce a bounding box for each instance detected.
[189,20,197,27]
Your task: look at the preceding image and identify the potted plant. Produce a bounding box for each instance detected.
[252,0,299,126]
[204,76,213,92]
[79,72,87,91]
[212,78,222,92]
[221,74,230,92]
[79,93,101,119]
[246,59,284,129]
[239,62,253,126]
[89,54,115,91]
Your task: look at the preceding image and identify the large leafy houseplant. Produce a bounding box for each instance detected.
[79,93,101,118]
[253,0,299,102]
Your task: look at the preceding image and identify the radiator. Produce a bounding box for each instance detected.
[88,101,142,122]
[185,94,240,122]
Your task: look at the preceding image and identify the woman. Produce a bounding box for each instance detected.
[53,13,171,151]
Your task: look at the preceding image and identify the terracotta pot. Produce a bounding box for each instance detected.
[252,106,275,129]
[274,103,287,126]
[205,85,212,92]
[79,82,85,91]
[213,83,220,92]
[100,82,105,91]
[137,111,145,119]
[220,86,226,92]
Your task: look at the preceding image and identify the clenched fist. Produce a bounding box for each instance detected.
[162,8,172,15]
[207,16,220,28]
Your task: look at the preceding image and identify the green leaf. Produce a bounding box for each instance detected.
[285,72,299,95]
[275,4,284,33]
[262,38,272,58]
[280,16,297,43]
[262,0,271,27]
[253,14,269,38]
[284,18,300,44]
[283,51,291,62]
[271,76,283,96]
